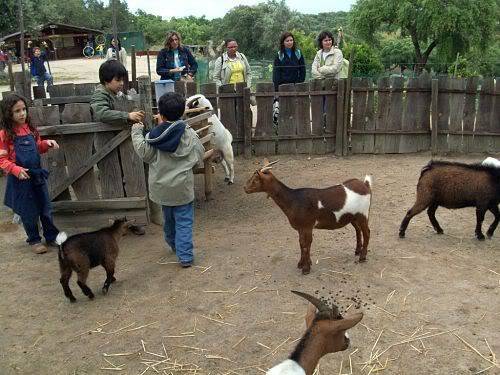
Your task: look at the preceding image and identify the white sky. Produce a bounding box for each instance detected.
[124,0,356,19]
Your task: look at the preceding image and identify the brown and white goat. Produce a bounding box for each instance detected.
[244,160,372,274]
[399,160,500,240]
[267,290,363,375]
[56,218,133,302]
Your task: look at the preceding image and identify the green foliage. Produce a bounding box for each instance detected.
[214,1,302,58]
[290,29,316,61]
[0,0,134,37]
[343,43,384,77]
[379,37,414,69]
[349,0,498,70]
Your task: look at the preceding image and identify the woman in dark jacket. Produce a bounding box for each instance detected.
[156,31,198,81]
[272,31,306,91]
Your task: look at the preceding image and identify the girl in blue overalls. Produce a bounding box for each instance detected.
[0,94,60,254]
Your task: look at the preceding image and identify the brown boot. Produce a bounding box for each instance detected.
[31,243,48,254]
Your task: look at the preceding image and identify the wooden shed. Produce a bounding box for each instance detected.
[0,23,104,60]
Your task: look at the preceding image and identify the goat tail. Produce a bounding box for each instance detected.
[55,232,68,246]
[55,232,68,261]
[419,160,434,179]
[364,175,373,189]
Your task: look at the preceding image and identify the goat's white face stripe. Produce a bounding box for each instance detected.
[318,200,324,209]
[333,186,371,221]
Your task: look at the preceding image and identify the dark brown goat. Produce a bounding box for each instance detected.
[399,160,500,240]
[56,218,133,302]
[267,291,363,375]
[244,160,373,274]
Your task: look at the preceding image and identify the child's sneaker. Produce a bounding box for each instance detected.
[180,261,192,268]
[31,243,48,254]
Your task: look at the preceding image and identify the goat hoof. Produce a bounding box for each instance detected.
[69,297,76,303]
[398,231,405,238]
[359,257,367,263]
[102,288,108,295]
[302,268,311,275]
[477,234,485,241]
[436,229,444,234]
[88,294,95,300]
[227,181,233,185]
[224,177,230,182]
[486,230,494,238]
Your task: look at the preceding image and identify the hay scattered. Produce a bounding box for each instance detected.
[199,314,235,326]
[257,342,271,350]
[453,333,499,368]
[371,304,397,318]
[242,286,258,294]
[262,337,291,359]
[232,336,246,349]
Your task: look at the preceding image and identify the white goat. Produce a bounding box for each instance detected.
[267,291,363,375]
[186,94,235,184]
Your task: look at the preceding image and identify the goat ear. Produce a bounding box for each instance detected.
[305,303,317,329]
[333,312,363,332]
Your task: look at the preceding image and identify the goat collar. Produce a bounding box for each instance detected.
[266,359,305,375]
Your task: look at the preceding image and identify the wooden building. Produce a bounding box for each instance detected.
[0,23,104,60]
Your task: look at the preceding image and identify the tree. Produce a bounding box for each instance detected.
[379,37,415,70]
[290,29,316,61]
[343,43,384,77]
[349,0,497,72]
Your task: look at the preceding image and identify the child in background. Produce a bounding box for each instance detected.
[28,41,53,88]
[0,94,60,254]
[131,92,204,268]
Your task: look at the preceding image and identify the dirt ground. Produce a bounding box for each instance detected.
[0,56,162,93]
[0,153,499,374]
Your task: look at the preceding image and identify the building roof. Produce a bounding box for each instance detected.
[1,22,104,43]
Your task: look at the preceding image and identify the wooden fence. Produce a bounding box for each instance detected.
[180,75,499,157]
[30,87,148,229]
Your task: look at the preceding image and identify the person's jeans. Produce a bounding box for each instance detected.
[22,186,58,245]
[35,72,53,87]
[162,202,194,264]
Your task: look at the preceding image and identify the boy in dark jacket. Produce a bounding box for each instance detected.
[28,41,53,88]
[90,60,146,235]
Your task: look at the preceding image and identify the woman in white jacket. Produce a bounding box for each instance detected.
[106,38,127,68]
[311,31,344,80]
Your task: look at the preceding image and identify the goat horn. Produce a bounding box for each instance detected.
[291,290,330,312]
[291,290,342,319]
[262,160,279,168]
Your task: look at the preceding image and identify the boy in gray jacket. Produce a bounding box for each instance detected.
[131,92,204,267]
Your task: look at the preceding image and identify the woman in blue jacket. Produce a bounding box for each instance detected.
[272,31,306,91]
[156,31,198,81]
[272,32,306,125]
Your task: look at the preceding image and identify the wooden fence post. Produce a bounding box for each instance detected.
[431,79,439,155]
[7,56,15,91]
[243,87,252,158]
[131,45,137,90]
[146,49,151,81]
[138,75,160,224]
[335,79,345,156]
[343,50,354,155]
